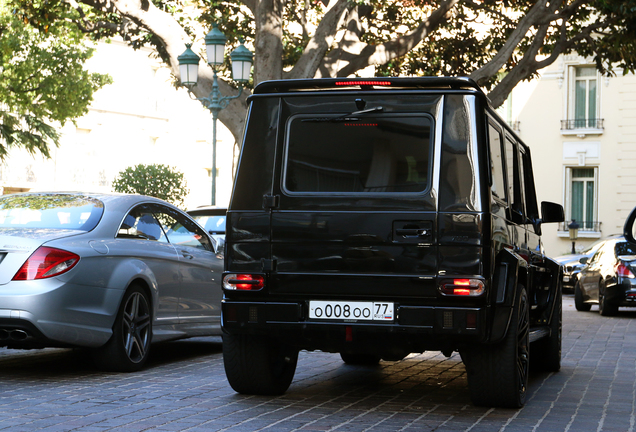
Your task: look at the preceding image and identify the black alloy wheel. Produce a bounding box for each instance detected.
[574,281,591,311]
[464,286,530,408]
[516,289,530,403]
[598,285,618,316]
[223,333,299,395]
[121,290,152,363]
[92,284,152,372]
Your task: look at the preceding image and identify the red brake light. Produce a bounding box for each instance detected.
[615,263,635,279]
[12,247,80,281]
[223,273,265,291]
[335,80,392,86]
[440,278,485,296]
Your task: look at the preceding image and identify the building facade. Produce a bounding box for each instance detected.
[513,55,636,257]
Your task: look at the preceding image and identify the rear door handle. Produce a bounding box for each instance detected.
[395,228,428,237]
[393,221,433,244]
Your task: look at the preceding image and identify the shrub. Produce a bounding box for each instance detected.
[112,164,189,207]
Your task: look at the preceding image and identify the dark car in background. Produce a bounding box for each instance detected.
[187,206,226,245]
[574,235,636,316]
[554,239,605,292]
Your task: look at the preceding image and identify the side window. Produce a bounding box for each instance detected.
[520,147,539,222]
[589,247,602,264]
[504,136,524,217]
[488,122,506,203]
[117,205,168,242]
[154,205,213,252]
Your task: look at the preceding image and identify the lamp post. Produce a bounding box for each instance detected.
[568,219,580,254]
[177,25,253,206]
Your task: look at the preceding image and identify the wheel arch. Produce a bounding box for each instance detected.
[105,259,159,313]
[489,248,528,343]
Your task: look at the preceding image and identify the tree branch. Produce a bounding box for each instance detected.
[470,0,550,86]
[285,0,352,79]
[317,0,460,78]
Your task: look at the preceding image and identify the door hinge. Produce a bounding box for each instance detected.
[262,258,276,272]
[263,194,280,209]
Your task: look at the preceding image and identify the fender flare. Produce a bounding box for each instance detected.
[489,248,528,343]
[105,259,160,318]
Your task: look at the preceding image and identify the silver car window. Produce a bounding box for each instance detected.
[154,205,213,252]
[117,206,168,242]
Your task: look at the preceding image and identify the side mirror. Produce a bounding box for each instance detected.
[540,201,564,223]
[624,207,636,244]
[579,256,588,265]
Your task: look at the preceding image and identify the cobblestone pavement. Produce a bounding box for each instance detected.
[1,295,635,432]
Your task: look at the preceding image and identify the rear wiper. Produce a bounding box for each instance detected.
[302,106,384,122]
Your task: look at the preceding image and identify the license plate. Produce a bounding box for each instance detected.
[309,301,394,321]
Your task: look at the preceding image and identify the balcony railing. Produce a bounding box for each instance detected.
[507,121,520,132]
[560,118,604,130]
[557,221,601,232]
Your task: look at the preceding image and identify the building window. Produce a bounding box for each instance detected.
[574,67,597,127]
[566,167,598,232]
[561,66,603,131]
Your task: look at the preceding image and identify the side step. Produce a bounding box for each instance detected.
[529,326,550,343]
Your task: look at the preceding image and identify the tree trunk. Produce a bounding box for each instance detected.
[254,0,284,84]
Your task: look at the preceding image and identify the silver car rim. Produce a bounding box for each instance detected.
[122,292,151,363]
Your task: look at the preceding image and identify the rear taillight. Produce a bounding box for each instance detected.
[223,273,265,291]
[12,247,80,281]
[439,278,485,296]
[615,263,635,279]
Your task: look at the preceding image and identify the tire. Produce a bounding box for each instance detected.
[340,352,381,365]
[574,281,591,312]
[532,290,562,372]
[92,284,152,372]
[599,286,618,316]
[223,333,299,395]
[464,286,530,408]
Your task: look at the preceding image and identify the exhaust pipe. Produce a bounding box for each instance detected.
[10,330,28,341]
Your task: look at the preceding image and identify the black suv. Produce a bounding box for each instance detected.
[221,77,564,408]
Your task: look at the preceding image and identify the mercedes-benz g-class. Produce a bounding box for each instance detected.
[221,77,564,408]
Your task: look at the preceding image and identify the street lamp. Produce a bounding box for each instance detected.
[177,25,253,206]
[568,219,580,254]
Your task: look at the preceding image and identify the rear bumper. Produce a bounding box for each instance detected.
[606,282,636,306]
[0,278,124,349]
[222,300,487,353]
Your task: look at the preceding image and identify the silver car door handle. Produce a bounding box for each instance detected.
[180,251,194,259]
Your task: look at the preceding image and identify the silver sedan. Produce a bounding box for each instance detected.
[0,192,223,371]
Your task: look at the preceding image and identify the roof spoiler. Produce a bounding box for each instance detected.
[251,76,484,95]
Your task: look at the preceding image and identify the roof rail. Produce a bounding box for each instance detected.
[252,77,484,95]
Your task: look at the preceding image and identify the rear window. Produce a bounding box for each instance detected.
[0,194,104,231]
[616,241,636,257]
[284,114,433,193]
